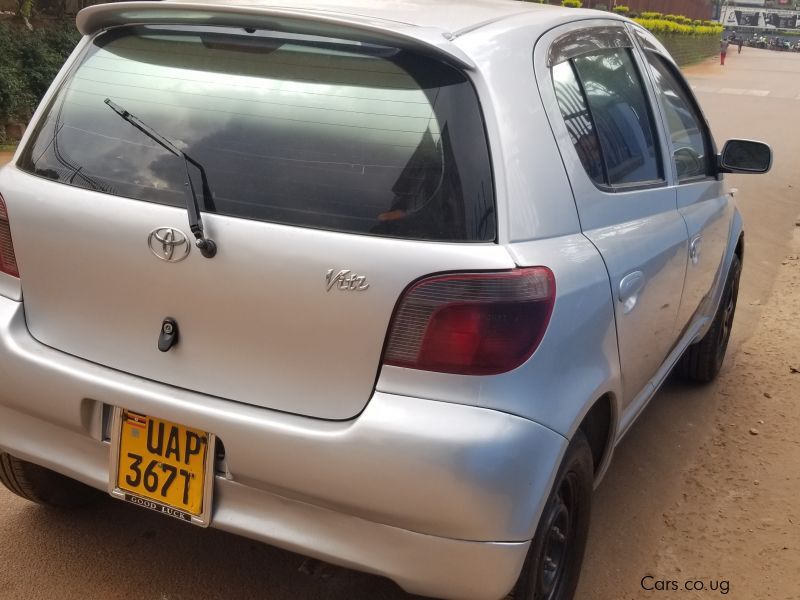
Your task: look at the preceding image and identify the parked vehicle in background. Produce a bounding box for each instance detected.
[747,34,768,48]
[770,37,789,51]
[741,33,800,51]
[0,1,773,598]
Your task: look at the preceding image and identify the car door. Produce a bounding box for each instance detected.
[633,33,733,335]
[535,22,688,412]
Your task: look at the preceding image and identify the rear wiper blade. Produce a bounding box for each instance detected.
[104,98,217,258]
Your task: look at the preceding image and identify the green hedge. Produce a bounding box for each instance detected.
[633,16,722,66]
[0,20,80,143]
[634,17,723,36]
[653,32,720,66]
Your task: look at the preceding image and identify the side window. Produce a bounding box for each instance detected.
[552,47,664,189]
[572,49,662,186]
[644,53,712,181]
[552,62,604,185]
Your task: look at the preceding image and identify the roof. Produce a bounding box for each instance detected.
[163,0,563,35]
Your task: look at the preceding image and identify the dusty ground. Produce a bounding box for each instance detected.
[0,49,798,600]
[657,237,800,596]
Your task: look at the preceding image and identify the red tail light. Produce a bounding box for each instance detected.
[384,267,556,376]
[0,194,19,278]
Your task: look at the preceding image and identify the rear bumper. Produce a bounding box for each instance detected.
[0,297,566,600]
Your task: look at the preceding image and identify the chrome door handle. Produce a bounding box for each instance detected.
[689,236,702,264]
[618,271,645,314]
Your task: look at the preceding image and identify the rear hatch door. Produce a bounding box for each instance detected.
[5,25,504,419]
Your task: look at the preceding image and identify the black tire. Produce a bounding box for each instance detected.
[509,430,594,600]
[0,452,103,508]
[677,254,742,383]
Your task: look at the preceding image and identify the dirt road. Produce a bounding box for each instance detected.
[0,49,798,600]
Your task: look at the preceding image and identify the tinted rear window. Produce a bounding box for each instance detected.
[19,27,495,242]
[567,48,663,188]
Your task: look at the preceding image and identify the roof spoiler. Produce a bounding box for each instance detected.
[76,1,476,70]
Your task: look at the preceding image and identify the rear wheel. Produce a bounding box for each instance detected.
[0,452,103,508]
[678,254,741,383]
[510,430,593,600]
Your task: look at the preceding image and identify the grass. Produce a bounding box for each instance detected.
[0,144,17,152]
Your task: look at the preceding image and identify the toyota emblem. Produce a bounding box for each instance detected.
[148,227,190,262]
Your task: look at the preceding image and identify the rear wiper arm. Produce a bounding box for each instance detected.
[104,98,217,258]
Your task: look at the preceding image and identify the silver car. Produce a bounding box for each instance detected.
[0,1,771,599]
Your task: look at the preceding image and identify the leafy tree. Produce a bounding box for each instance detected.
[0,21,80,142]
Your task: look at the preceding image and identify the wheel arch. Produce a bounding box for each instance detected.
[573,392,618,487]
[695,209,744,342]
[735,231,744,263]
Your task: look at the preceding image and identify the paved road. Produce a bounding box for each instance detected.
[0,48,798,600]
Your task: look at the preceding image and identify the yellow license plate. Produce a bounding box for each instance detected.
[114,410,211,523]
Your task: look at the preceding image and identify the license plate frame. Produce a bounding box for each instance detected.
[108,407,216,527]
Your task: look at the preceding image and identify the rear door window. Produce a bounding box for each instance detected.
[19,26,495,242]
[553,47,664,189]
[552,61,604,185]
[572,49,662,186]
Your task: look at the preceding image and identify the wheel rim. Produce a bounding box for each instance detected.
[535,472,578,600]
[722,292,735,343]
[716,266,740,367]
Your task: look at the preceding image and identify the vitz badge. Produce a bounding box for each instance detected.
[326,269,370,292]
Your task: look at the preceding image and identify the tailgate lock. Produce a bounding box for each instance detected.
[158,317,179,352]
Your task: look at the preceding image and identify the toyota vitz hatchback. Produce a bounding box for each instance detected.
[0,1,772,599]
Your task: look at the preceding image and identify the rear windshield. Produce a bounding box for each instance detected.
[19,26,496,242]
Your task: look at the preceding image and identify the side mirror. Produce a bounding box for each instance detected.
[718,139,772,174]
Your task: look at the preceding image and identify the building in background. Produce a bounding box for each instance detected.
[720,0,800,30]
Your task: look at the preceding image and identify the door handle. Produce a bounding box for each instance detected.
[618,271,645,314]
[689,236,702,264]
